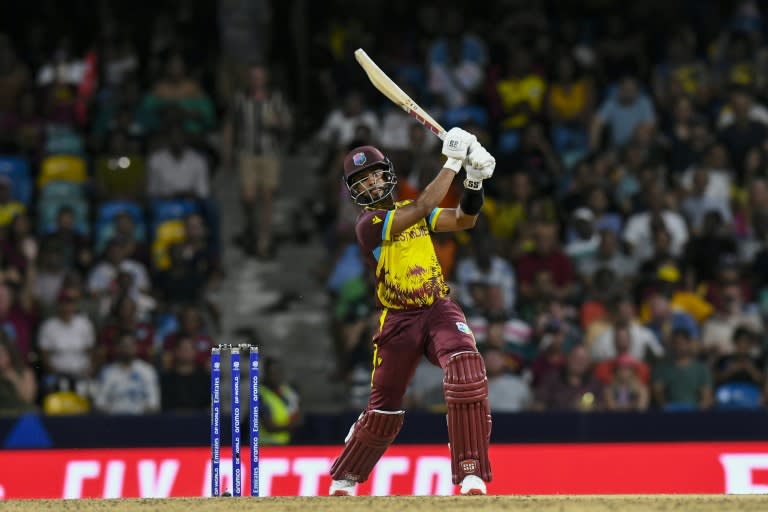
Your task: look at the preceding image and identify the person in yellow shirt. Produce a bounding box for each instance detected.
[494,48,546,152]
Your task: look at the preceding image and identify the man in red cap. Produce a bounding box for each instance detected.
[329,127,496,495]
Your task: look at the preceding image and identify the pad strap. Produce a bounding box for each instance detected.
[330,409,405,483]
[444,351,492,484]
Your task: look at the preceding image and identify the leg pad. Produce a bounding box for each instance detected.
[444,351,492,484]
[330,409,404,483]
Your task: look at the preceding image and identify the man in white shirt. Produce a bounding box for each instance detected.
[147,126,210,198]
[623,185,688,261]
[315,92,380,149]
[38,288,95,378]
[590,296,664,362]
[87,238,150,296]
[94,333,160,414]
[484,349,531,412]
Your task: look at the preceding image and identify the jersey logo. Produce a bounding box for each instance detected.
[372,215,382,224]
[456,322,472,335]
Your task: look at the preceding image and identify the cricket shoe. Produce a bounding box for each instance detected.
[460,475,487,495]
[329,479,356,496]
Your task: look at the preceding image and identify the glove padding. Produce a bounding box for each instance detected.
[442,127,477,161]
[465,141,495,181]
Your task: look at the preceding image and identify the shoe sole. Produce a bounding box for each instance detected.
[461,488,486,495]
[331,490,352,496]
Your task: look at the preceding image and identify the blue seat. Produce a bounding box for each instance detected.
[97,200,144,224]
[150,199,198,235]
[442,105,489,129]
[715,382,762,410]
[0,156,32,204]
[40,181,85,202]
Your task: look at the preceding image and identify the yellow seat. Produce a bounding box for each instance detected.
[152,219,186,270]
[38,155,87,188]
[43,391,91,415]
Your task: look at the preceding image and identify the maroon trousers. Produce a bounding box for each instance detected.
[368,297,477,410]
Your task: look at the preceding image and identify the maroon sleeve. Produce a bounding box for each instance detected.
[355,209,389,253]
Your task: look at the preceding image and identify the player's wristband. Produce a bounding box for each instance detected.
[460,186,484,215]
[444,157,463,173]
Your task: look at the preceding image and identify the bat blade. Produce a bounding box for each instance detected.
[354,48,446,140]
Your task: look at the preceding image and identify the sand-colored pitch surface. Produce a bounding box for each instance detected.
[2,495,767,511]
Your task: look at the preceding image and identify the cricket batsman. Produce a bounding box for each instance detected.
[329,127,495,496]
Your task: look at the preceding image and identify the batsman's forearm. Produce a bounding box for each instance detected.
[414,168,457,215]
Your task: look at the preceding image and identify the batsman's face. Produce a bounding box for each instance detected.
[353,168,387,199]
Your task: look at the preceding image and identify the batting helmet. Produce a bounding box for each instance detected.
[342,145,397,206]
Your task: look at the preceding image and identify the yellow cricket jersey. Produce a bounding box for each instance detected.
[356,200,449,309]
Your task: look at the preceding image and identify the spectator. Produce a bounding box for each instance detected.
[0,35,30,117]
[32,240,67,313]
[533,345,603,411]
[161,305,214,370]
[455,235,516,314]
[701,283,762,356]
[577,229,637,285]
[224,64,292,259]
[38,287,95,379]
[484,348,531,412]
[590,296,663,362]
[315,91,379,150]
[564,208,600,264]
[590,75,656,150]
[427,7,486,109]
[138,51,215,136]
[0,332,36,413]
[529,320,570,386]
[516,222,576,302]
[713,326,763,390]
[87,238,150,316]
[259,356,301,445]
[404,359,447,412]
[623,184,689,261]
[96,211,150,266]
[545,52,595,154]
[603,354,650,411]
[42,206,92,273]
[96,296,155,365]
[684,210,738,283]
[645,291,700,345]
[494,46,546,152]
[93,332,160,415]
[161,335,210,411]
[652,328,713,410]
[718,86,768,179]
[0,281,36,361]
[147,126,210,199]
[593,325,651,385]
[681,170,734,235]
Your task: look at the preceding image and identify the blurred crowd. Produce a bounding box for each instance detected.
[316,0,768,413]
[0,2,230,417]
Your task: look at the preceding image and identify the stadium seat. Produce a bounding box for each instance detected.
[0,156,33,204]
[38,155,87,188]
[150,198,198,235]
[40,181,85,202]
[44,124,85,156]
[715,382,762,410]
[42,391,91,415]
[93,154,146,200]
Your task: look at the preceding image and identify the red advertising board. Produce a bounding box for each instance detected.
[1,442,768,499]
